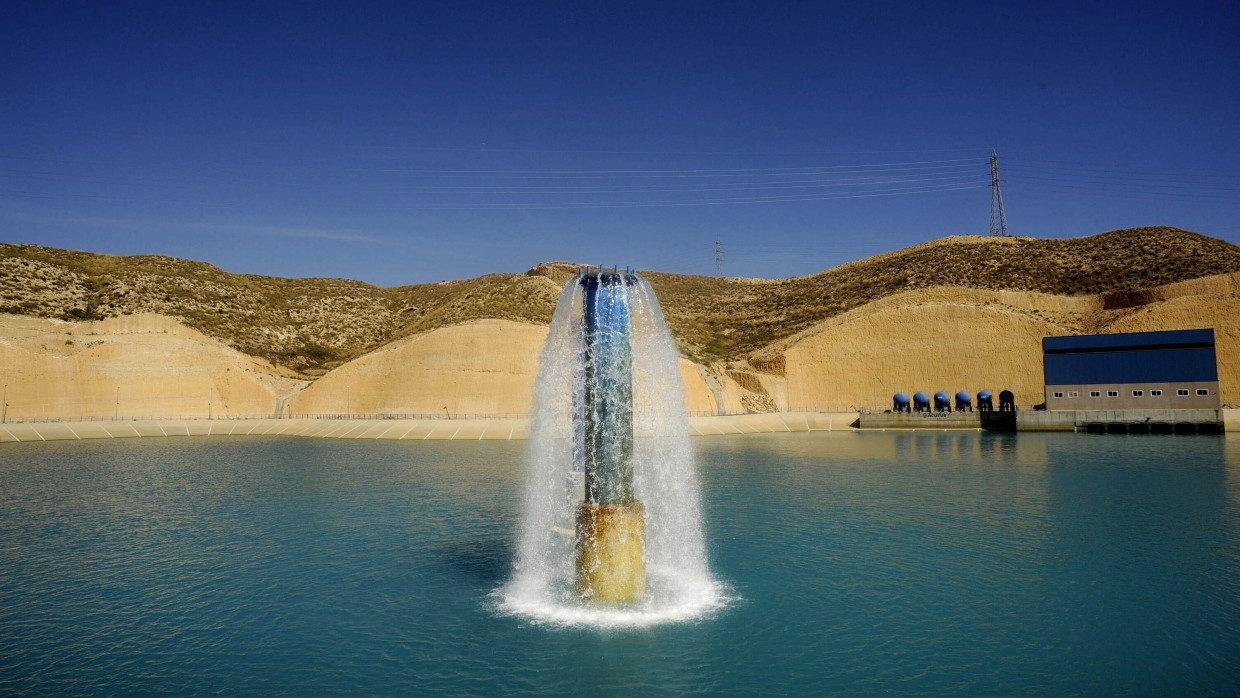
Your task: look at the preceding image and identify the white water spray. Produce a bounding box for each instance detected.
[497,274,730,627]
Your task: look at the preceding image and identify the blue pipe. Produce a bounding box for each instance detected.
[581,269,635,505]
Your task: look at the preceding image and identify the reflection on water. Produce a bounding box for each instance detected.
[0,433,1237,696]
[887,430,1041,466]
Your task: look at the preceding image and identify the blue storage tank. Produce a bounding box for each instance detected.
[893,392,911,412]
[999,389,1015,412]
[913,392,930,412]
[977,390,993,412]
[933,391,951,412]
[955,391,972,412]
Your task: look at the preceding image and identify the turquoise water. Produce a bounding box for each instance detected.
[1,432,1237,696]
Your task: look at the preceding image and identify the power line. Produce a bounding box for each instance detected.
[1,152,995,211]
[395,182,988,210]
[372,157,984,177]
[395,172,983,196]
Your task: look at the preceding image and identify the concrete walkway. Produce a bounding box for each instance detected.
[859,408,1235,432]
[0,412,861,444]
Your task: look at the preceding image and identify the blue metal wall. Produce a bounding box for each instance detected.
[1043,328,1218,385]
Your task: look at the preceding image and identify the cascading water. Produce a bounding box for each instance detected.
[497,268,730,627]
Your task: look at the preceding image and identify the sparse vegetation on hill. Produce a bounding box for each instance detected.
[0,244,562,372]
[3,226,1237,372]
[645,227,1240,360]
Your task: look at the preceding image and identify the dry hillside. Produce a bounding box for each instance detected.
[642,227,1240,361]
[3,227,1237,374]
[0,245,560,372]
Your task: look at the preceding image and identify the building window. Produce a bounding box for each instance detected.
[1177,389,1189,396]
[1197,389,1210,396]
[1132,390,1143,397]
[1107,390,1118,397]
[1151,389,1163,396]
[1089,391,1101,398]
[1068,391,1079,398]
[1053,391,1064,398]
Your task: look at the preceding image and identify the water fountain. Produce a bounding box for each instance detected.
[499,266,727,626]
[576,268,644,601]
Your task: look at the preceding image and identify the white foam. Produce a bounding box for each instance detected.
[499,276,729,629]
[494,569,736,629]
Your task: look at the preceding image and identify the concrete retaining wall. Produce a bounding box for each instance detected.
[858,412,990,431]
[6,409,1231,445]
[0,411,863,445]
[1226,409,1240,433]
[1070,409,1223,425]
[860,409,1229,432]
[1016,412,1077,431]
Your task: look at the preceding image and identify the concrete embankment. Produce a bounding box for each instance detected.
[859,409,1233,433]
[0,411,861,444]
[6,409,1233,444]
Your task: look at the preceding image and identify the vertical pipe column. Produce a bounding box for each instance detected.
[583,270,634,504]
[575,269,646,602]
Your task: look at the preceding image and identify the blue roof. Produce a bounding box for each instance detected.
[1045,348,1218,384]
[1043,329,1218,385]
[1043,328,1213,352]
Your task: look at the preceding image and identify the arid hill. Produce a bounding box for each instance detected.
[3,227,1238,374]
[642,227,1240,361]
[0,244,561,373]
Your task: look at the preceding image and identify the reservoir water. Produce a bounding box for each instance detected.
[1,432,1237,695]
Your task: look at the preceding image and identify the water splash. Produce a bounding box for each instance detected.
[496,274,731,627]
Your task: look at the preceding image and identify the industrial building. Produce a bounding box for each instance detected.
[1043,328,1220,410]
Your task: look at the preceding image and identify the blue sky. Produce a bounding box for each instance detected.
[3,1,1237,286]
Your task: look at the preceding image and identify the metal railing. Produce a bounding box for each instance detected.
[856,404,1041,414]
[687,407,860,417]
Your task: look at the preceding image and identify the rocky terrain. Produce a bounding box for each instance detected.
[0,245,561,373]
[4,227,1236,377]
[642,227,1240,361]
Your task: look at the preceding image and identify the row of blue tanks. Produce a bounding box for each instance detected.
[892,390,1016,413]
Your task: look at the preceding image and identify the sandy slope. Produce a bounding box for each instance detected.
[285,319,547,416]
[0,313,301,420]
[3,272,1236,420]
[284,319,718,416]
[763,272,1240,408]
[0,315,717,420]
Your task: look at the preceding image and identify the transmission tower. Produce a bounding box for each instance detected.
[989,149,1010,236]
[714,238,722,277]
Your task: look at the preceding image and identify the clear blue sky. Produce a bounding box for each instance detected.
[3,1,1237,286]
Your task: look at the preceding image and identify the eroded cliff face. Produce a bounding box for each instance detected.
[3,229,1240,419]
[0,248,408,372]
[0,244,563,373]
[279,319,720,417]
[725,272,1240,410]
[4,271,1236,419]
[642,227,1240,362]
[0,313,721,421]
[0,313,302,420]
[285,319,548,417]
[7,227,1240,374]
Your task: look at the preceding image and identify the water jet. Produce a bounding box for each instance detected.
[503,265,723,625]
[576,268,645,602]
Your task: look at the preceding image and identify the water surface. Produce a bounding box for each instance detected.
[1,432,1237,695]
